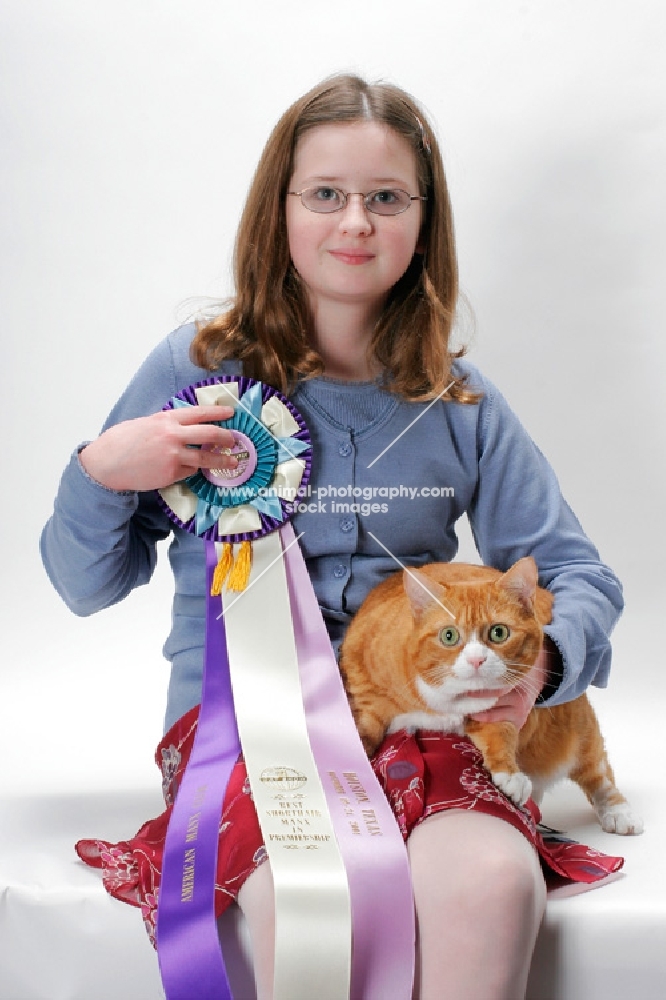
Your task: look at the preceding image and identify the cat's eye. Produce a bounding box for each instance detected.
[488,624,510,643]
[438,626,460,646]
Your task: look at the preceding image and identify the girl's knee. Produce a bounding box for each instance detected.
[480,841,547,917]
[409,812,546,918]
[479,832,544,886]
[462,828,547,924]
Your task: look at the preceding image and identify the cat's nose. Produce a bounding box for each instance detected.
[466,653,487,670]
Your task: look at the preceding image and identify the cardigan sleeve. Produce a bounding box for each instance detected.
[40,450,171,615]
[39,334,183,615]
[466,372,624,707]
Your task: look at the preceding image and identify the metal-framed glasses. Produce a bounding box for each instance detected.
[288,186,426,217]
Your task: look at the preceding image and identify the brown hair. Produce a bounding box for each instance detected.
[191,73,478,403]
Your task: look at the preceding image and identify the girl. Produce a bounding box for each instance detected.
[41,74,623,999]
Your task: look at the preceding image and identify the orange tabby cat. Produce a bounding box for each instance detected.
[340,557,642,835]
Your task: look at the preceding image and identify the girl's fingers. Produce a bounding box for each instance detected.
[170,406,238,462]
[175,424,239,472]
[80,406,240,491]
[173,404,235,424]
[179,444,238,472]
[180,422,236,449]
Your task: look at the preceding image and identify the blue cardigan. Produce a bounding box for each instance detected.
[40,325,623,731]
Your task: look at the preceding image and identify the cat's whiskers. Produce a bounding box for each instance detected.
[499,667,543,703]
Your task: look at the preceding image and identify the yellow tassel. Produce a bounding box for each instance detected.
[210,542,233,596]
[227,540,252,592]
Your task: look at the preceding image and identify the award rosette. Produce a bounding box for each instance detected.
[156,376,312,589]
[155,377,415,1000]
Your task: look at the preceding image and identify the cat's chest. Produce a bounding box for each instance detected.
[387,710,467,737]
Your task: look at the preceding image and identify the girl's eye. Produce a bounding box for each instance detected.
[438,626,460,647]
[313,187,342,203]
[488,624,510,643]
[370,189,399,204]
[366,189,412,215]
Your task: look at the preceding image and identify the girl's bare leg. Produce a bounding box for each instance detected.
[237,861,275,1000]
[408,810,547,1000]
[237,810,546,1000]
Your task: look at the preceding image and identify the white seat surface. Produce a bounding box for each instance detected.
[1,603,663,998]
[1,723,663,1000]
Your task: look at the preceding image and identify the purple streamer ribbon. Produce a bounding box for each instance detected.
[156,541,240,999]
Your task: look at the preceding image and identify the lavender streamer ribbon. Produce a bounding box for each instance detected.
[156,541,240,999]
[281,523,415,1000]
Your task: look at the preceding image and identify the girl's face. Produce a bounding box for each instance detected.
[286,122,423,320]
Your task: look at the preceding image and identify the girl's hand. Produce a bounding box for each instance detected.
[79,405,238,491]
[468,641,551,730]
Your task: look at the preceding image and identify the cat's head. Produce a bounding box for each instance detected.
[403,557,544,715]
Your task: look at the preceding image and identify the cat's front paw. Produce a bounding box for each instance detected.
[599,804,644,836]
[492,771,532,806]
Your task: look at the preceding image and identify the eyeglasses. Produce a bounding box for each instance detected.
[288,186,426,217]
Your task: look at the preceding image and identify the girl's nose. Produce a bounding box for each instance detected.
[338,194,373,236]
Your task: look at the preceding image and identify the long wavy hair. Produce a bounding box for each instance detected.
[192,74,477,403]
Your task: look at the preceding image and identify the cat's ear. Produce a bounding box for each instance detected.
[497,557,538,610]
[403,568,449,619]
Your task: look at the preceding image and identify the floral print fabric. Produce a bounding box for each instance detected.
[76,706,266,945]
[76,710,624,945]
[373,729,624,887]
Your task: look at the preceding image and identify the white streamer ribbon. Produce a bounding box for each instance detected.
[221,533,352,1000]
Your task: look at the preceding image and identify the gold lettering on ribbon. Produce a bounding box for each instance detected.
[258,768,339,851]
[267,799,324,838]
[269,833,331,843]
[327,770,385,837]
[362,809,382,836]
[180,785,208,902]
[342,771,370,804]
[181,848,196,902]
[185,812,200,842]
[329,772,345,796]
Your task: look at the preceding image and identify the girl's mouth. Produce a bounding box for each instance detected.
[329,250,375,265]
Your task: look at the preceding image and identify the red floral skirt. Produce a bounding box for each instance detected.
[76,706,624,946]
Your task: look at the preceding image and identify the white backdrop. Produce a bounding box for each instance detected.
[1,0,664,795]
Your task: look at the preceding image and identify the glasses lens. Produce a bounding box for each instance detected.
[301,187,345,213]
[366,189,412,215]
